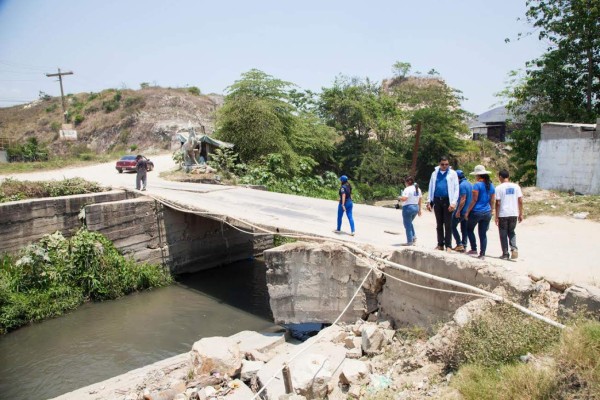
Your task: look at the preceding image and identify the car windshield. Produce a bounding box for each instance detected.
[120,156,137,161]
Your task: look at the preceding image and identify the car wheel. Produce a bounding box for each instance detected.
[117,168,123,173]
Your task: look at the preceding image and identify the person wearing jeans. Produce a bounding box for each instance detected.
[464,165,496,260]
[427,156,459,251]
[451,170,471,252]
[335,175,355,235]
[399,176,422,245]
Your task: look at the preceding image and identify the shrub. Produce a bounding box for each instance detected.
[73,114,84,126]
[45,103,58,113]
[50,121,61,132]
[0,177,106,203]
[0,229,172,333]
[188,86,201,95]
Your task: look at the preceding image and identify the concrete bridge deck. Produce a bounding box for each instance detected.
[2,154,599,286]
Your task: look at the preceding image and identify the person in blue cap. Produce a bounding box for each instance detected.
[451,169,472,252]
[334,175,355,236]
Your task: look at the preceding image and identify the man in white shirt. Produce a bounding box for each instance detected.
[495,169,523,260]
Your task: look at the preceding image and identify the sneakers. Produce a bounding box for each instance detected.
[453,245,465,252]
[500,253,510,260]
[350,232,355,236]
[333,230,341,234]
[412,237,417,244]
[466,250,478,255]
[141,188,147,191]
[401,242,413,246]
[511,249,519,259]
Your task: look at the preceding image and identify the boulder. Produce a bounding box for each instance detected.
[229,331,286,356]
[452,298,495,327]
[339,360,370,385]
[191,336,242,377]
[558,285,600,320]
[291,353,333,398]
[361,325,386,355]
[241,360,264,381]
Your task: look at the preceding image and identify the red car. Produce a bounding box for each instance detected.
[115,155,154,173]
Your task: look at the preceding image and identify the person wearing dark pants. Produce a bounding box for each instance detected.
[465,165,496,260]
[427,156,459,251]
[451,170,472,252]
[135,154,148,191]
[495,169,523,260]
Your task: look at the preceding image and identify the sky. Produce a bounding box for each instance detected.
[0,0,546,114]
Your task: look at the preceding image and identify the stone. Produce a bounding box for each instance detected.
[377,320,392,330]
[361,325,385,355]
[229,331,286,356]
[346,347,362,359]
[348,385,362,399]
[191,337,242,377]
[339,359,370,385]
[573,212,589,219]
[559,284,600,319]
[352,320,365,336]
[143,389,178,400]
[247,349,270,362]
[291,353,333,398]
[169,379,187,394]
[223,380,254,399]
[240,359,264,381]
[278,394,307,400]
[344,336,356,349]
[453,298,495,327]
[201,386,217,398]
[383,329,395,344]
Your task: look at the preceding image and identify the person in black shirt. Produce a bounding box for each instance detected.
[334,175,355,236]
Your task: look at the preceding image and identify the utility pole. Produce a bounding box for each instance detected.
[45,68,73,122]
[410,122,422,178]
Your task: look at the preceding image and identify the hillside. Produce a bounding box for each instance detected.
[0,87,224,156]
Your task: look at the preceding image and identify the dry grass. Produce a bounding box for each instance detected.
[523,187,600,221]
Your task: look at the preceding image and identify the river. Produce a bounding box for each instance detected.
[0,258,276,399]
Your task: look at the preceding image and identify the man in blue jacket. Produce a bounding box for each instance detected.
[427,156,459,251]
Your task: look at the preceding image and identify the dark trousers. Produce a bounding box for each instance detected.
[498,216,518,255]
[467,211,492,256]
[433,196,452,248]
[452,215,468,247]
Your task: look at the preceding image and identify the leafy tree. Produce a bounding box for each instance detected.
[215,69,337,174]
[506,0,600,183]
[392,61,412,78]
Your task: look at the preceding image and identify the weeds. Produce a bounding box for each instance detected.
[0,177,107,203]
[0,230,172,333]
[447,304,560,368]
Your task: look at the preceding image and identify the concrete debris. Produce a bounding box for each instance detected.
[361,325,386,355]
[191,336,242,377]
[339,359,370,385]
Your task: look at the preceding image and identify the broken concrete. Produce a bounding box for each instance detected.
[558,284,600,319]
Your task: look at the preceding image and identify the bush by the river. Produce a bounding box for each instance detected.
[0,229,172,333]
[0,177,108,203]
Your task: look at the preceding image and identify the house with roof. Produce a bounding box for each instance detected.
[469,105,519,142]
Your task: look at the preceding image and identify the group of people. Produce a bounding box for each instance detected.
[335,156,523,261]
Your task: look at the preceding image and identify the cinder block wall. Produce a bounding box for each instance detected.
[2,192,273,274]
[537,123,600,194]
[0,190,131,254]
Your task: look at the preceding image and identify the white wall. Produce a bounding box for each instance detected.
[537,123,600,194]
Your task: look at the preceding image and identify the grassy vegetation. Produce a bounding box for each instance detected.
[0,177,107,203]
[524,190,600,221]
[0,229,172,334]
[449,304,600,399]
[0,150,128,175]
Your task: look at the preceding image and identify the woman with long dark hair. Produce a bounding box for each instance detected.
[334,175,355,236]
[399,176,422,245]
[464,165,496,260]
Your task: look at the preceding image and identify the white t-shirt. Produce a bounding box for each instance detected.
[401,185,422,206]
[496,182,523,217]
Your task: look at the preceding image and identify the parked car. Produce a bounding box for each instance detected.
[115,155,154,173]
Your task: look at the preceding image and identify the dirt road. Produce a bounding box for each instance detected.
[2,156,599,287]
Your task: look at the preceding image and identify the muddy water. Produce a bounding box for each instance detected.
[0,258,276,400]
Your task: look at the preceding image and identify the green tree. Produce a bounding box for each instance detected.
[215,69,337,173]
[506,0,600,183]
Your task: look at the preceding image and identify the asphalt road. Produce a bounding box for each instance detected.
[2,154,599,286]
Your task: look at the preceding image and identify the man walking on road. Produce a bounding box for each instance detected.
[427,156,459,251]
[495,169,523,260]
[135,154,148,191]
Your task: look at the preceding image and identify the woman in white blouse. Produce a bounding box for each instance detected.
[399,176,422,245]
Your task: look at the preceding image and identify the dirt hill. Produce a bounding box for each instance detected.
[0,87,224,156]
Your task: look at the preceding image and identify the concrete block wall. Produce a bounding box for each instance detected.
[379,249,534,328]
[537,122,600,194]
[0,190,131,254]
[84,197,165,265]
